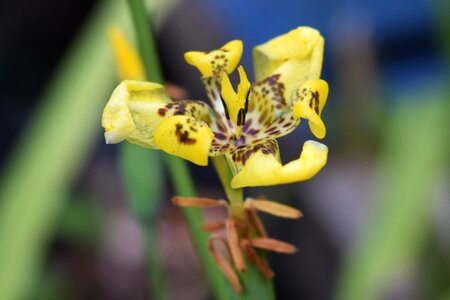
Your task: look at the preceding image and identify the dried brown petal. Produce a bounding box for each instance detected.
[250,237,297,254]
[202,221,225,232]
[226,219,246,272]
[246,198,302,219]
[172,196,225,208]
[208,238,242,294]
[240,239,274,279]
[245,207,268,237]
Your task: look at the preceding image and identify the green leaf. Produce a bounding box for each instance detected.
[119,143,164,224]
[0,1,132,299]
[336,90,450,300]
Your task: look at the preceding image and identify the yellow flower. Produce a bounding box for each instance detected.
[102,27,329,188]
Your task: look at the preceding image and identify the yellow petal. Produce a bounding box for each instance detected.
[231,140,328,188]
[154,115,214,166]
[102,80,216,150]
[253,27,324,99]
[220,70,237,116]
[226,140,279,176]
[292,79,329,139]
[102,80,171,146]
[107,26,145,81]
[236,65,251,101]
[184,40,243,78]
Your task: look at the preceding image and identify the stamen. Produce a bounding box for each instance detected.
[237,108,246,126]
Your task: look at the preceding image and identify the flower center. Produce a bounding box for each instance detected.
[220,66,251,139]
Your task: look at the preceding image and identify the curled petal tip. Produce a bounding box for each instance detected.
[292,79,328,139]
[104,129,128,144]
[231,140,328,188]
[184,40,243,78]
[253,27,324,84]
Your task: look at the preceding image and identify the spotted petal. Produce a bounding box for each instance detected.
[239,27,325,144]
[102,80,216,150]
[226,140,279,175]
[240,77,300,146]
[230,140,328,188]
[291,79,329,138]
[154,115,214,166]
[185,40,244,135]
[185,40,243,79]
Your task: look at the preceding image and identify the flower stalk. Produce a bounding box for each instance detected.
[109,1,329,296]
[125,1,235,299]
[212,156,244,218]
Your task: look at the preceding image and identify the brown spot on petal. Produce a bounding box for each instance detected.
[158,108,167,117]
[175,123,196,145]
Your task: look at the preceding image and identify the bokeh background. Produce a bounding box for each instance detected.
[0,0,449,299]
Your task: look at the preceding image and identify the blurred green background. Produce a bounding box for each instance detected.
[0,0,449,299]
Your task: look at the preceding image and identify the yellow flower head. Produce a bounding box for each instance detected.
[102,27,329,188]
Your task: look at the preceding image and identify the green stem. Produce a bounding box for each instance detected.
[212,156,244,217]
[126,1,275,298]
[163,156,233,299]
[125,1,232,299]
[144,226,168,300]
[126,0,163,83]
[212,157,275,300]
